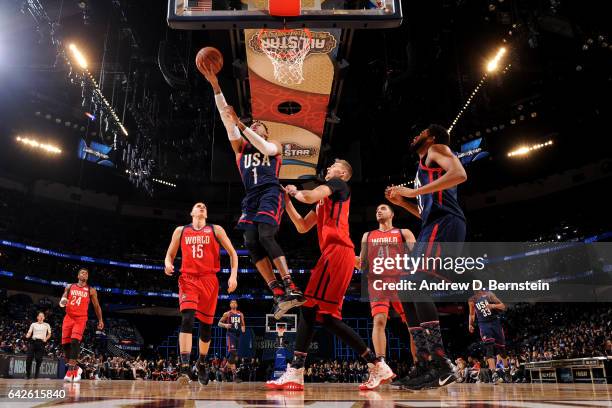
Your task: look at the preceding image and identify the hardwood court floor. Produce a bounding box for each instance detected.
[1,379,612,407]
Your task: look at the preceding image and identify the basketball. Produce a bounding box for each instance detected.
[196,47,223,75]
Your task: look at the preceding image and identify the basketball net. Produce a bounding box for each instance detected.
[276,324,287,338]
[257,28,312,85]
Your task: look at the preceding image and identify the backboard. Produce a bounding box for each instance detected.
[265,314,297,333]
[168,0,402,30]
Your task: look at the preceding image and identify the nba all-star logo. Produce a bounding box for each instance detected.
[181,294,187,300]
[249,31,337,55]
[283,143,318,158]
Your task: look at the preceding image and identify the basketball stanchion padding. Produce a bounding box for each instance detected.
[269,0,301,17]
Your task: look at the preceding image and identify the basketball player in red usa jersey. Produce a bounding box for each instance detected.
[356,204,417,389]
[201,65,305,319]
[267,159,378,391]
[164,202,239,385]
[59,268,103,382]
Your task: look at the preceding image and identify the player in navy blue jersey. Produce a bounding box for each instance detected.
[218,300,246,382]
[386,124,467,390]
[469,291,509,383]
[201,64,305,319]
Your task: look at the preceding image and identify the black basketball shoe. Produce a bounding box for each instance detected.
[197,362,209,385]
[177,364,191,385]
[273,288,306,319]
[390,361,429,388]
[400,357,456,390]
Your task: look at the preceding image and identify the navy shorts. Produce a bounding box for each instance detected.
[237,184,284,230]
[416,214,466,245]
[409,214,466,283]
[226,333,239,353]
[480,320,506,348]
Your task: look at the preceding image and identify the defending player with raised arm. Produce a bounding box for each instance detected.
[59,268,104,382]
[164,202,238,385]
[218,300,246,382]
[355,204,418,389]
[267,159,379,391]
[201,64,305,319]
[385,124,467,390]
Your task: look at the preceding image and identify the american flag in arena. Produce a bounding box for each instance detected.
[187,0,212,11]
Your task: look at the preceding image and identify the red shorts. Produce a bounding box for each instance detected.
[370,300,407,323]
[304,244,354,320]
[62,314,88,344]
[367,276,407,323]
[179,273,218,324]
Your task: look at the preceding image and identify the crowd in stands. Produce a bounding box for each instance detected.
[78,355,263,382]
[504,303,612,361]
[301,359,415,383]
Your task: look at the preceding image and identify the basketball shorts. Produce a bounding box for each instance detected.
[480,321,506,348]
[367,275,407,323]
[410,214,467,283]
[62,314,88,344]
[304,244,355,320]
[237,184,284,229]
[226,333,239,353]
[178,273,218,324]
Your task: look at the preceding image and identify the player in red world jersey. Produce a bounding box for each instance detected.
[59,267,103,382]
[266,159,378,391]
[356,204,417,389]
[164,202,239,385]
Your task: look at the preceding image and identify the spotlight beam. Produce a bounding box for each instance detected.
[486,47,507,73]
[508,140,553,157]
[65,44,128,137]
[68,43,88,69]
[16,136,62,154]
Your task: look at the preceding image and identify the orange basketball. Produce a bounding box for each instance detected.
[196,47,223,75]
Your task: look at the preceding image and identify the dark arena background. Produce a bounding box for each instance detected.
[1,0,611,407]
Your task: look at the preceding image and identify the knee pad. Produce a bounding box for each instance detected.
[199,323,212,343]
[180,309,196,334]
[482,340,495,358]
[70,339,81,360]
[257,223,285,260]
[243,230,267,263]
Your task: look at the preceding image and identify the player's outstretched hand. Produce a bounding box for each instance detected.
[201,64,218,86]
[221,105,239,125]
[385,185,403,205]
[59,297,68,308]
[468,324,474,334]
[228,275,238,293]
[284,184,298,197]
[354,255,361,270]
[97,321,104,330]
[164,261,174,276]
[389,185,417,198]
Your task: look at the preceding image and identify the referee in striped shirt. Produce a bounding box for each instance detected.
[25,311,51,379]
